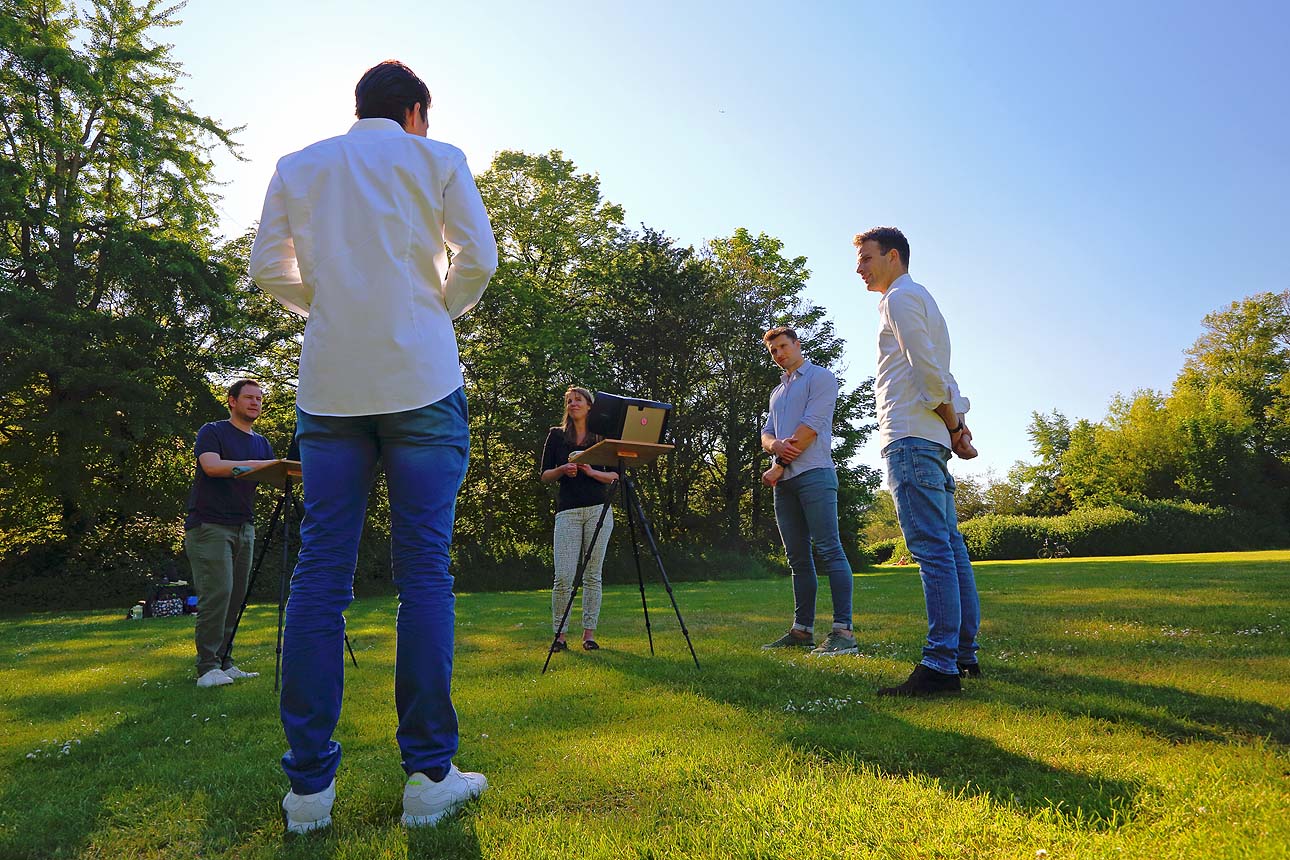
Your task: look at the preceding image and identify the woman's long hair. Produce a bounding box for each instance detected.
[561,386,601,445]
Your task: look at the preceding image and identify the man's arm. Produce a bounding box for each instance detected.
[888,290,979,456]
[789,370,837,455]
[885,290,953,411]
[760,376,831,464]
[249,170,313,317]
[932,402,978,459]
[197,452,279,479]
[441,158,499,319]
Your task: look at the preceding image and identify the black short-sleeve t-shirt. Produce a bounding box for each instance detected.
[541,427,612,512]
[184,420,275,530]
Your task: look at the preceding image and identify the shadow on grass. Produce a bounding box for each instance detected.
[0,617,440,858]
[977,665,1290,745]
[0,697,483,860]
[592,648,1144,830]
[406,817,484,860]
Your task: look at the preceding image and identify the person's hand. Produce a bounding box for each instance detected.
[762,463,785,486]
[576,464,617,484]
[773,436,802,463]
[561,462,579,477]
[952,425,978,460]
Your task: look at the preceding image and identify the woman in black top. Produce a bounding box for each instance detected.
[539,386,618,651]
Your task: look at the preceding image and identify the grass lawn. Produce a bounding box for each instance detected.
[1,550,1287,859]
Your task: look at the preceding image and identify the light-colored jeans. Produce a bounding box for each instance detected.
[882,436,981,674]
[184,521,254,676]
[552,504,614,634]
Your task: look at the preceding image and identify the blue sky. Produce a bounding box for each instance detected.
[166,0,1290,480]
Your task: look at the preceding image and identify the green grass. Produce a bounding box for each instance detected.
[2,550,1288,859]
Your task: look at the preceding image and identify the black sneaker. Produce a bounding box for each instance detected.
[878,663,963,697]
[551,640,568,652]
[957,662,982,678]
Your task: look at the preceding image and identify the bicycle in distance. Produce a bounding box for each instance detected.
[1038,537,1071,559]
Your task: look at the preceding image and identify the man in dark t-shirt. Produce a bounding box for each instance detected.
[183,379,277,688]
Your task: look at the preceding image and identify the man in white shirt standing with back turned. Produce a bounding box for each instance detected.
[854,226,982,698]
[250,60,497,833]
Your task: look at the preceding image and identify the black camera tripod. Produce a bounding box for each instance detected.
[221,471,357,691]
[542,458,699,673]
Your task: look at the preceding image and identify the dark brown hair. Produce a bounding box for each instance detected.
[355,60,430,124]
[853,226,910,268]
[227,379,261,403]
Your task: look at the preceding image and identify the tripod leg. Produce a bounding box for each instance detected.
[626,474,700,669]
[220,490,286,667]
[543,480,619,674]
[290,493,359,668]
[622,473,654,655]
[275,479,293,693]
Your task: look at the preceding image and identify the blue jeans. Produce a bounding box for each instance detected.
[773,466,853,631]
[882,436,980,674]
[280,388,469,794]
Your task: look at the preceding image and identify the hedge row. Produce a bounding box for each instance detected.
[868,500,1288,563]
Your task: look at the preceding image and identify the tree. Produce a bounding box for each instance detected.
[861,489,902,543]
[0,0,250,573]
[949,472,991,522]
[1007,410,1072,515]
[1176,291,1290,459]
[1169,291,1290,517]
[585,227,722,539]
[457,150,624,558]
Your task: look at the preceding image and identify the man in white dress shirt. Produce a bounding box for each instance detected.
[250,60,497,832]
[854,226,982,698]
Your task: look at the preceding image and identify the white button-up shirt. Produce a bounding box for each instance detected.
[875,273,970,450]
[249,118,498,417]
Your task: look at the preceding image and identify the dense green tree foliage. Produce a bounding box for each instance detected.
[0,0,278,579]
[0,6,878,602]
[954,291,1290,534]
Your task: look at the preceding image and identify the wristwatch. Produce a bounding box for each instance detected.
[949,422,965,434]
[774,456,790,467]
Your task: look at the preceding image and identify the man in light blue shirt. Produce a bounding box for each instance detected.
[759,326,858,656]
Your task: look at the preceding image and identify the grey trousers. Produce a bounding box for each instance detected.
[551,505,613,634]
[184,521,254,676]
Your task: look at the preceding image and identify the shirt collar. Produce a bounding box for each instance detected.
[781,358,813,385]
[878,273,913,306]
[347,118,407,137]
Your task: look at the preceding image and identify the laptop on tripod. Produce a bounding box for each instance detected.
[587,392,671,444]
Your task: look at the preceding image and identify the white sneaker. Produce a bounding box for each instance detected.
[223,665,259,679]
[196,668,233,688]
[282,779,335,834]
[401,765,487,827]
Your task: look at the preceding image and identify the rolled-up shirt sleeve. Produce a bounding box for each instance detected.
[885,290,953,410]
[800,369,838,435]
[947,376,971,415]
[249,170,312,317]
[441,158,499,320]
